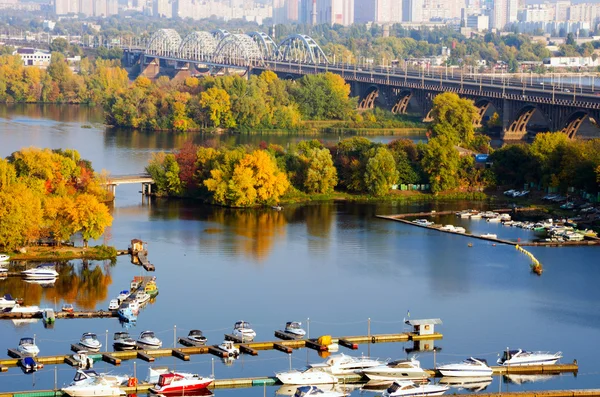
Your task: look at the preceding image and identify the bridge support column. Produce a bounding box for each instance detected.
[142,182,152,196]
[392,94,412,114]
[474,102,491,128]
[142,57,160,79]
[504,107,536,141]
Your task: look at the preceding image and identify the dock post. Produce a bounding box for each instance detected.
[134,361,137,381]
[106,330,108,352]
[368,318,371,356]
[211,358,215,378]
[307,318,310,339]
[174,325,176,347]
[54,365,57,390]
[288,353,292,370]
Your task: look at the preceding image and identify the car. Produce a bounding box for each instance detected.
[108,299,119,310]
[563,88,570,92]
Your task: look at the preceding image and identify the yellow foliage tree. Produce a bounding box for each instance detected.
[43,195,77,246]
[70,194,113,248]
[0,183,43,250]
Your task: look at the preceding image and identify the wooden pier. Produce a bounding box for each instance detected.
[377,214,600,247]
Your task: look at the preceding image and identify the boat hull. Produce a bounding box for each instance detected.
[499,357,559,366]
[113,342,136,351]
[150,380,213,394]
[62,386,125,397]
[363,369,430,381]
[276,373,337,385]
[438,368,493,377]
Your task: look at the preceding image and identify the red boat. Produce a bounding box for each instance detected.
[150,372,214,394]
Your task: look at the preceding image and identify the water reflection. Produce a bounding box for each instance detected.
[440,376,493,392]
[0,104,104,124]
[0,261,114,310]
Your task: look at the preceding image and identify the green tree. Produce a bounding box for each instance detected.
[422,135,461,193]
[364,147,399,196]
[430,92,478,145]
[146,152,183,196]
[301,148,338,194]
[49,37,69,53]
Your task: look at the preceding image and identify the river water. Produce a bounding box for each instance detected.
[0,105,598,396]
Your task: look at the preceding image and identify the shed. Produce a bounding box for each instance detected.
[405,318,442,336]
[130,239,146,254]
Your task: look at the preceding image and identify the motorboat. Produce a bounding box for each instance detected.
[137,331,162,349]
[284,321,306,337]
[292,385,346,397]
[323,353,386,375]
[17,337,40,356]
[19,356,39,372]
[362,357,429,381]
[150,372,214,394]
[117,290,130,303]
[108,299,119,310]
[480,233,497,239]
[67,369,128,387]
[486,217,501,223]
[62,303,74,313]
[0,293,16,309]
[439,225,455,231]
[453,227,466,233]
[118,304,137,323]
[413,219,434,226]
[21,265,59,279]
[79,333,102,351]
[217,340,239,357]
[439,376,492,392]
[187,330,208,345]
[11,304,41,314]
[0,254,9,262]
[134,291,150,305]
[383,381,449,397]
[113,332,137,351]
[144,280,159,297]
[469,213,482,219]
[437,357,493,377]
[128,300,140,314]
[276,365,338,384]
[497,349,562,366]
[42,308,56,325]
[72,351,94,369]
[232,321,256,341]
[62,378,126,397]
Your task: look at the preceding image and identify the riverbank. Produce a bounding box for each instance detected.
[8,245,117,261]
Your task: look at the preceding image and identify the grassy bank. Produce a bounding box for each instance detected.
[9,245,118,261]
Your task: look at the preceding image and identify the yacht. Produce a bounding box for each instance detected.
[62,378,126,397]
[469,213,482,219]
[68,369,128,387]
[292,386,347,397]
[413,219,434,226]
[187,330,208,345]
[62,303,74,313]
[150,372,214,394]
[437,357,492,377]
[11,304,41,314]
[113,332,137,351]
[232,321,256,341]
[497,349,562,366]
[362,357,429,381]
[117,290,130,303]
[137,331,162,349]
[383,381,449,397]
[21,265,59,279]
[276,365,338,385]
[79,333,102,351]
[17,337,40,356]
[128,300,140,314]
[323,353,385,375]
[134,291,150,305]
[217,340,239,357]
[480,233,497,239]
[0,293,16,309]
[284,321,306,337]
[19,356,39,372]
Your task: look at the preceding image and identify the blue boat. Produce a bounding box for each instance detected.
[19,356,38,373]
[118,304,137,323]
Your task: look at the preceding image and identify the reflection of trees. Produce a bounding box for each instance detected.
[205,208,287,262]
[0,261,113,310]
[0,104,104,123]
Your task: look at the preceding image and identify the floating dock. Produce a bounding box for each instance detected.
[377,214,600,247]
[0,332,440,369]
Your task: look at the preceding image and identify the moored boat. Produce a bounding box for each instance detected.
[232,321,256,341]
[497,348,562,366]
[19,356,40,372]
[362,357,429,381]
[43,308,56,324]
[117,290,130,303]
[276,365,338,385]
[117,304,137,323]
[187,330,208,345]
[134,290,150,305]
[79,333,102,351]
[150,372,214,394]
[144,280,159,298]
[437,357,492,377]
[17,337,40,356]
[72,350,94,369]
[21,265,59,279]
[284,321,306,337]
[113,332,137,351]
[0,293,16,309]
[323,353,385,375]
[217,340,239,357]
[62,304,74,313]
[0,254,10,262]
[383,381,449,397]
[62,378,126,397]
[137,331,162,349]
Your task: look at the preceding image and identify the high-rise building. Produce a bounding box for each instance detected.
[273,0,299,23]
[316,0,354,25]
[403,0,423,22]
[490,0,516,29]
[153,0,173,17]
[354,0,376,23]
[55,0,78,14]
[55,0,118,16]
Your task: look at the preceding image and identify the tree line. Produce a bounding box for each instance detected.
[0,148,113,251]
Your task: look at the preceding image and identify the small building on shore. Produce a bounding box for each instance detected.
[14,48,52,67]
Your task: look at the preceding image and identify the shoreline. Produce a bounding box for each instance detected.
[7,245,118,262]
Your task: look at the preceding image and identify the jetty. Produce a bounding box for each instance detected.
[377,213,600,247]
[129,239,154,271]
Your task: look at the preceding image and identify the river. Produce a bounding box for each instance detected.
[0,105,598,396]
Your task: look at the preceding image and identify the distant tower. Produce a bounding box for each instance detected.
[311,0,317,25]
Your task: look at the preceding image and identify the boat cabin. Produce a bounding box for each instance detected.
[157,373,184,386]
[387,381,420,393]
[19,337,35,346]
[404,318,442,336]
[114,332,131,340]
[73,369,99,383]
[293,386,326,397]
[286,321,302,330]
[140,331,156,339]
[465,357,488,365]
[234,321,251,330]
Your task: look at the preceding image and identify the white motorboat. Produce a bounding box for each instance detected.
[217,340,239,357]
[232,321,256,341]
[453,227,466,233]
[137,331,162,349]
[21,265,59,279]
[323,353,386,375]
[439,225,455,231]
[276,365,338,385]
[43,308,56,325]
[19,356,39,372]
[72,351,94,369]
[17,337,40,356]
[62,378,126,397]
[413,219,434,226]
[0,293,16,309]
[383,381,449,397]
[113,332,137,351]
[469,213,482,219]
[134,291,150,305]
[187,329,208,345]
[79,333,102,351]
[117,290,130,303]
[437,357,493,377]
[439,377,492,392]
[292,385,346,397]
[362,357,429,381]
[11,304,41,314]
[108,299,119,310]
[69,369,128,387]
[497,349,562,366]
[284,321,306,337]
[486,217,501,223]
[480,233,497,239]
[0,254,9,262]
[150,371,214,394]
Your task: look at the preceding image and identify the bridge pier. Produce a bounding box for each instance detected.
[141,57,160,79]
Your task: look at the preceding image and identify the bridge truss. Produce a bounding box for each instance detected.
[144,29,329,67]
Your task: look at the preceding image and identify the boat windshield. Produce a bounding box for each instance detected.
[286,322,301,329]
[83,333,97,339]
[3,294,13,300]
[142,331,155,338]
[190,330,203,336]
[74,370,99,382]
[235,322,251,329]
[157,373,183,386]
[20,338,34,345]
[466,357,488,365]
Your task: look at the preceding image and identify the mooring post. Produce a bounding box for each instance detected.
[173,325,176,347]
[105,330,108,352]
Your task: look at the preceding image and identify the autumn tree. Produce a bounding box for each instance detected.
[43,195,77,245]
[364,147,399,196]
[0,159,17,191]
[0,183,43,250]
[146,152,183,196]
[198,87,235,129]
[421,135,461,193]
[430,92,478,146]
[300,147,338,194]
[70,194,113,248]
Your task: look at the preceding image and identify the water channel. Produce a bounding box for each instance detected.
[0,105,598,396]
